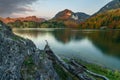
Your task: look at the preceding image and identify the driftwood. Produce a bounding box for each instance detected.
[44,41,109,80]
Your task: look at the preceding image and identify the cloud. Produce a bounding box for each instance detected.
[0,0,38,17]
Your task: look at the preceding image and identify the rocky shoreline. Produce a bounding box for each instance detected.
[0,21,59,80]
[44,42,109,80]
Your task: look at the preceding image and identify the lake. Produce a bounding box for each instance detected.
[13,28,120,70]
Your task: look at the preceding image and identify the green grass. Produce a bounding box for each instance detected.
[85,63,120,80]
[72,58,120,80]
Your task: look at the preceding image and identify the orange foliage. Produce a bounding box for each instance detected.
[80,9,120,29]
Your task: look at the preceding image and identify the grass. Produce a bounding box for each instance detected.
[67,58,120,80]
[84,63,120,80]
[54,58,105,80]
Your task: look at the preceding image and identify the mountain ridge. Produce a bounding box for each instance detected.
[0,16,45,23]
[94,0,120,15]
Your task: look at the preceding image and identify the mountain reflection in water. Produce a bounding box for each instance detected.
[13,28,120,70]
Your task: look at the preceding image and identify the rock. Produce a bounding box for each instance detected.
[0,21,59,80]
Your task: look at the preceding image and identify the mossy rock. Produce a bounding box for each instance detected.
[53,63,79,80]
[21,56,37,80]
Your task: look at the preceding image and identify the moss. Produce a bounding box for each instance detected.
[62,58,70,63]
[23,56,34,66]
[12,35,24,41]
[22,56,36,74]
[41,51,46,58]
[12,36,20,40]
[53,63,79,80]
[21,55,36,80]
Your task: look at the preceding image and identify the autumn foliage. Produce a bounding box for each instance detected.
[79,9,120,29]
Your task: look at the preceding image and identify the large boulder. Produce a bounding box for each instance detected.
[0,21,59,80]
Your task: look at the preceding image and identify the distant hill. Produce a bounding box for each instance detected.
[95,0,120,15]
[0,16,45,23]
[79,9,120,29]
[52,9,90,28]
[53,9,90,22]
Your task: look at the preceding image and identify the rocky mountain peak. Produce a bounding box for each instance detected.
[63,9,73,15]
[53,9,73,20]
[53,9,90,22]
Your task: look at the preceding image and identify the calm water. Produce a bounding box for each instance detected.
[13,28,120,70]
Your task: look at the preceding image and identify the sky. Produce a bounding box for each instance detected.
[0,0,112,19]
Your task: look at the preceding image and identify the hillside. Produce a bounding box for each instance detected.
[52,9,90,28]
[95,0,120,15]
[79,9,120,29]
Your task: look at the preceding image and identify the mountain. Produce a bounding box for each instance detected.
[52,9,90,28]
[53,9,73,20]
[95,0,120,14]
[79,9,120,29]
[0,16,45,23]
[53,9,90,22]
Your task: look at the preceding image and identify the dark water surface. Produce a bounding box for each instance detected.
[13,28,120,70]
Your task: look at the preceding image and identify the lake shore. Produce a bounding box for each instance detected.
[62,57,120,80]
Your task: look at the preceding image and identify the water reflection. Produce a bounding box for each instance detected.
[13,28,120,70]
